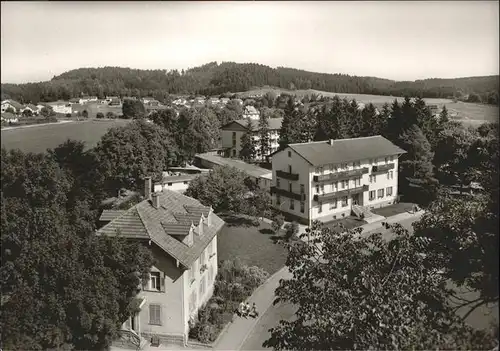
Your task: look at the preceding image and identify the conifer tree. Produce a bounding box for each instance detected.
[258,111,271,160]
[239,118,256,161]
[360,102,378,137]
[346,99,363,137]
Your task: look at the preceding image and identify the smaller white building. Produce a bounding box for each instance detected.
[47,101,72,114]
[242,105,260,120]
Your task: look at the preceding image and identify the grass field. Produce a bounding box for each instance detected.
[238,87,498,125]
[1,119,131,153]
[217,214,288,275]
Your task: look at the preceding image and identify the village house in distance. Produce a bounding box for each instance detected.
[220,117,283,160]
[97,178,224,347]
[270,135,406,225]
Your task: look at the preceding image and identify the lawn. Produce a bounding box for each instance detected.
[217,214,288,275]
[1,119,131,153]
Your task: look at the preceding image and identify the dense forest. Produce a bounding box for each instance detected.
[1,61,498,105]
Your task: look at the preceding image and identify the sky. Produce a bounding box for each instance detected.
[1,1,498,84]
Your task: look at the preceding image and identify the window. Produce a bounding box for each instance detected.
[320,184,324,193]
[289,183,292,192]
[167,182,172,186]
[199,276,206,297]
[149,304,162,325]
[330,199,337,209]
[290,199,295,210]
[378,189,384,198]
[300,201,305,213]
[387,172,390,180]
[340,181,345,190]
[277,178,281,188]
[232,132,236,139]
[232,139,236,147]
[369,175,377,183]
[369,190,376,201]
[331,182,337,192]
[389,171,394,179]
[150,272,161,291]
[209,265,214,283]
[316,184,320,193]
[288,151,292,157]
[342,180,348,189]
[342,196,348,207]
[318,202,322,213]
[386,186,393,196]
[189,291,197,313]
[385,157,389,164]
[300,184,305,194]
[276,194,281,205]
[355,178,361,187]
[288,165,292,173]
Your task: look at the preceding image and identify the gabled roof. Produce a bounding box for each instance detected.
[221,117,283,131]
[272,136,406,166]
[96,190,224,268]
[2,100,24,110]
[99,209,126,222]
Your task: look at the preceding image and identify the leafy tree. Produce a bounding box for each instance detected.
[82,109,89,119]
[122,99,146,119]
[185,165,250,213]
[40,106,54,118]
[96,112,104,119]
[106,111,116,119]
[264,91,277,107]
[239,118,256,161]
[398,124,438,206]
[175,107,220,159]
[264,221,497,350]
[414,196,499,322]
[93,120,179,195]
[151,107,178,133]
[0,148,154,350]
[242,187,272,220]
[22,109,33,117]
[467,93,482,103]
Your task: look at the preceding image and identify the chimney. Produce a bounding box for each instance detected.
[144,176,152,200]
[151,192,160,209]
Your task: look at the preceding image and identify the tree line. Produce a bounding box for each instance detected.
[2,62,498,105]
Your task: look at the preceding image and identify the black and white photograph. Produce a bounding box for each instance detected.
[1,1,498,350]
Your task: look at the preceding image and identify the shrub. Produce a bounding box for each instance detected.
[284,221,299,241]
[96,112,104,119]
[272,214,285,233]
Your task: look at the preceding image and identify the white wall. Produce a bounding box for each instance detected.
[271,147,311,223]
[154,181,190,194]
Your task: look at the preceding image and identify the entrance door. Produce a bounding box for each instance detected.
[352,194,360,205]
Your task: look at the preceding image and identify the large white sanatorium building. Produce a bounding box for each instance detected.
[270,136,406,225]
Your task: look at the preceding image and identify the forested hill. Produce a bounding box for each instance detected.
[1,61,498,104]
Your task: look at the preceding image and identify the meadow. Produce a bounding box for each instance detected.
[1,119,131,153]
[239,87,498,125]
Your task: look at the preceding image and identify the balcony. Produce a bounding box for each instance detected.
[276,170,299,181]
[372,163,395,173]
[271,186,305,201]
[313,167,369,183]
[313,184,369,202]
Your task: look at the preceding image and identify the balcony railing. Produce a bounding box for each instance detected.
[372,163,395,173]
[276,170,299,181]
[313,184,369,202]
[313,167,369,183]
[271,186,305,201]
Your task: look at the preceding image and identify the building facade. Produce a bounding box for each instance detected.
[270,136,406,225]
[97,179,224,346]
[220,118,282,160]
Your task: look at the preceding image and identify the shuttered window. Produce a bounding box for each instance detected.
[149,304,162,325]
